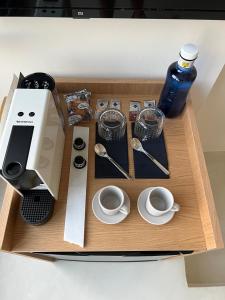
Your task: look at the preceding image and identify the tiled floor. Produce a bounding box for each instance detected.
[1,253,225,300]
[1,155,225,300]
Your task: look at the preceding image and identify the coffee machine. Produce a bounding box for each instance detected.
[0,88,65,225]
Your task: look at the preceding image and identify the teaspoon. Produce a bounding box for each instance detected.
[130,138,169,176]
[94,143,132,180]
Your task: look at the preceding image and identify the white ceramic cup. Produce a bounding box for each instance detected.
[98,185,128,215]
[146,187,180,217]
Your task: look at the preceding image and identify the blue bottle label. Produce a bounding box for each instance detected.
[178,57,194,69]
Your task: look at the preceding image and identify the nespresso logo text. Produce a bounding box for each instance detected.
[16,120,33,124]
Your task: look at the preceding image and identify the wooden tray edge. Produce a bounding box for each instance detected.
[0,78,222,253]
[0,185,20,251]
[184,101,224,250]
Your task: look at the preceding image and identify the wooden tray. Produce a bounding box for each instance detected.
[0,78,223,254]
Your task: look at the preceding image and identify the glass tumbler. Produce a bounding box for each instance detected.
[134,107,164,141]
[98,109,126,141]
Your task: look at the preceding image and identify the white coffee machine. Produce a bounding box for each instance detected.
[0,88,65,224]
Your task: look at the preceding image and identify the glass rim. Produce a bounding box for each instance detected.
[137,107,164,121]
[99,109,126,129]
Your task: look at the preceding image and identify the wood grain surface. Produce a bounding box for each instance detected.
[0,79,222,253]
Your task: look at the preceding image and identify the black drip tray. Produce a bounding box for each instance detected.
[20,190,54,225]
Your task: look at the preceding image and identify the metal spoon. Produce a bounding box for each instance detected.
[131,138,170,176]
[95,143,132,179]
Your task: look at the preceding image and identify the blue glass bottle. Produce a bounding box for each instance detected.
[158,44,198,118]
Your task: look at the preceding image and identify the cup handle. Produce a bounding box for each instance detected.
[119,205,129,215]
[171,202,180,212]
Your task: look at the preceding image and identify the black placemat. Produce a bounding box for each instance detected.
[95,124,129,179]
[132,123,169,179]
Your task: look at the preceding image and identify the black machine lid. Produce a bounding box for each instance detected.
[18,72,55,91]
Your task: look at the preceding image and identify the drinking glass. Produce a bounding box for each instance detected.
[98,109,126,141]
[134,107,164,141]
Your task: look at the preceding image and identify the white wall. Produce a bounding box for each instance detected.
[196,65,225,152]
[0,17,225,149]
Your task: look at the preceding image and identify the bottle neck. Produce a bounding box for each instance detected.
[178,56,195,69]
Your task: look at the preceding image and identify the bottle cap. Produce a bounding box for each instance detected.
[180,44,198,61]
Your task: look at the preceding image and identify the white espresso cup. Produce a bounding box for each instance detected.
[146,187,180,217]
[98,185,128,216]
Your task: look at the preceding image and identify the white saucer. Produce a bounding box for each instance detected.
[92,189,130,224]
[137,187,175,225]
